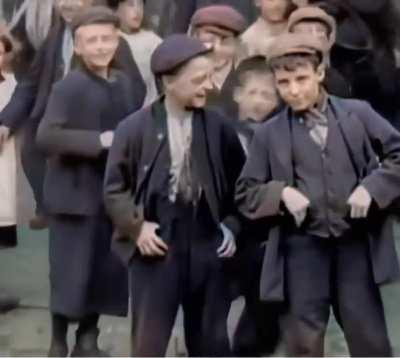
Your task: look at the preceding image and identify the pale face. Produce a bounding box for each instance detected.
[234,73,279,121]
[193,27,237,69]
[292,21,329,43]
[117,0,144,32]
[164,56,214,109]
[56,0,94,23]
[0,42,5,71]
[274,62,325,112]
[74,24,120,73]
[256,0,291,23]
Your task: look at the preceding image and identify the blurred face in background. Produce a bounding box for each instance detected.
[163,55,214,109]
[0,41,6,70]
[56,0,94,23]
[256,0,292,23]
[193,26,237,70]
[234,71,279,121]
[74,23,119,73]
[117,0,144,33]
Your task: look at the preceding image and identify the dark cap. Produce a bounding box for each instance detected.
[190,5,247,35]
[71,6,120,34]
[267,32,325,62]
[151,34,212,76]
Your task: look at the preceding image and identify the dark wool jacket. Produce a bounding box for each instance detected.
[104,98,246,264]
[236,96,400,302]
[36,67,141,216]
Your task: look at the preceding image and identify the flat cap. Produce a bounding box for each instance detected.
[190,5,247,35]
[151,34,212,76]
[71,6,120,33]
[288,6,336,34]
[267,32,325,61]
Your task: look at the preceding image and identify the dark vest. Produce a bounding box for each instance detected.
[291,108,359,238]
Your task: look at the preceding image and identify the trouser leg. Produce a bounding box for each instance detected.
[335,235,392,357]
[282,234,331,357]
[130,256,181,357]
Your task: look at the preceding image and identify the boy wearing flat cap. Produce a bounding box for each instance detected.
[236,32,400,356]
[0,0,146,231]
[36,6,140,357]
[190,5,246,93]
[287,5,351,98]
[104,34,245,356]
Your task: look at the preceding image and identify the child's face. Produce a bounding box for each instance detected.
[193,26,237,69]
[234,73,279,122]
[117,0,144,32]
[74,24,120,71]
[0,42,5,70]
[274,62,324,112]
[256,0,291,23]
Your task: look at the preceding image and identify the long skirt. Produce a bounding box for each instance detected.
[49,213,129,319]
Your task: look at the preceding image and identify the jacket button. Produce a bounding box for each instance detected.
[157,133,164,141]
[143,165,149,172]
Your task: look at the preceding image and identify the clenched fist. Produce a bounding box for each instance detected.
[281,186,310,227]
[347,185,372,219]
[100,131,114,149]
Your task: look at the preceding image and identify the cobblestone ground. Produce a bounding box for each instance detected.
[1,159,400,356]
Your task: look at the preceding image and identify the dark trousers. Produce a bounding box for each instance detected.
[21,122,46,214]
[233,243,283,356]
[282,231,392,357]
[129,204,231,357]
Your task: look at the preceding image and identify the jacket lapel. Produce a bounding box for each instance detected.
[135,100,167,200]
[192,110,219,222]
[330,97,369,178]
[269,109,294,185]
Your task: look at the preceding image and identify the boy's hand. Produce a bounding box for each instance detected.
[136,221,168,257]
[100,131,114,149]
[281,186,310,227]
[217,223,236,258]
[347,185,372,219]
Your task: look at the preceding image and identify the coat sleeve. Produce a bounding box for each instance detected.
[36,84,103,158]
[0,33,50,132]
[104,119,144,243]
[358,103,400,209]
[220,121,246,237]
[235,129,286,220]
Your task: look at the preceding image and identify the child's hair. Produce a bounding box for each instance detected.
[269,52,321,72]
[235,55,273,86]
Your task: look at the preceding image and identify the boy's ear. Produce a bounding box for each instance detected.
[73,35,81,56]
[316,63,326,83]
[233,86,243,104]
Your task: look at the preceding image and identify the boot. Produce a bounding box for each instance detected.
[0,290,19,313]
[48,314,68,357]
[29,214,48,230]
[71,315,108,357]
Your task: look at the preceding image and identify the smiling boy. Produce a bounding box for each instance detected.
[236,32,400,356]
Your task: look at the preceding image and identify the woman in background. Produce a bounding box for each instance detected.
[0,26,19,312]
